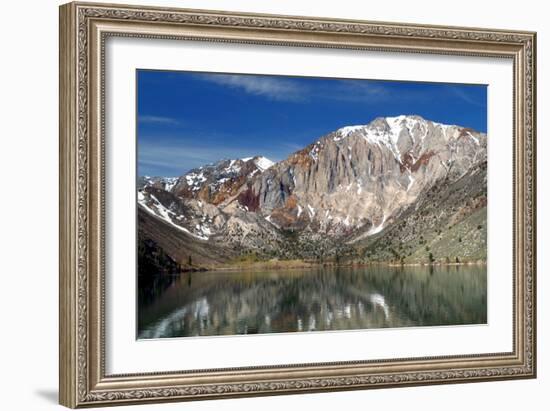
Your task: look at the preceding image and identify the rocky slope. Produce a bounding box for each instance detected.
[138,115,487,268]
[347,159,487,264]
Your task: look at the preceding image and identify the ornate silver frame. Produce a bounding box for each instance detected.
[59,2,536,408]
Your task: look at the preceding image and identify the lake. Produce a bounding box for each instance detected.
[137,265,486,339]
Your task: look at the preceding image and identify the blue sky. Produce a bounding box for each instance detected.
[137,70,487,177]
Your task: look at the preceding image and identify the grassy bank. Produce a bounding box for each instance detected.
[205,258,319,271]
[195,257,487,272]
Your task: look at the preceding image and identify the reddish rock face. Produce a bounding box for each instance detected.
[411,150,436,172]
[267,195,302,228]
[210,175,247,205]
[284,195,298,210]
[400,152,416,173]
[458,127,476,139]
[172,156,272,205]
[237,186,260,212]
[287,146,314,170]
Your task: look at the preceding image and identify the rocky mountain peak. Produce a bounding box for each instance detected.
[245,116,485,235]
[138,115,487,258]
[169,155,274,205]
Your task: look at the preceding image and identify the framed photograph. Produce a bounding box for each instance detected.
[59,2,537,408]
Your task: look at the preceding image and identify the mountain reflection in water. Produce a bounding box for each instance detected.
[137,265,486,339]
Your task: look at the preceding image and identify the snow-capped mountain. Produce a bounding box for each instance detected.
[243,115,485,235]
[138,155,277,241]
[138,115,487,265]
[171,156,274,204]
[138,176,179,192]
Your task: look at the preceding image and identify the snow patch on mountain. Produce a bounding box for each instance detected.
[185,172,207,191]
[140,176,179,192]
[309,142,322,161]
[329,115,474,168]
[467,131,480,145]
[254,156,275,171]
[225,160,242,174]
[138,192,208,240]
[368,214,387,235]
[336,125,364,140]
[407,174,415,191]
[164,178,178,192]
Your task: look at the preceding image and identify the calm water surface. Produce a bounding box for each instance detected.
[137,265,486,339]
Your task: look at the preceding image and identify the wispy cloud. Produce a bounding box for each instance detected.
[446,85,486,107]
[195,73,403,104]
[198,74,306,102]
[319,80,390,102]
[138,137,290,176]
[139,115,182,125]
[140,143,226,174]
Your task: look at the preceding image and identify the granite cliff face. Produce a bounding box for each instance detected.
[244,115,485,235]
[138,115,487,266]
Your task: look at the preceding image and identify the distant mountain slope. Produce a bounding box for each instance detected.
[348,160,487,264]
[138,207,236,268]
[137,115,487,267]
[172,156,274,205]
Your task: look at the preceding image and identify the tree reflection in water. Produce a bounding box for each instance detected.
[138,265,486,339]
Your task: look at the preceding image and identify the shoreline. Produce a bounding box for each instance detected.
[186,259,487,273]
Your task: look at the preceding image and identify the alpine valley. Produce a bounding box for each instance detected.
[137,115,487,273]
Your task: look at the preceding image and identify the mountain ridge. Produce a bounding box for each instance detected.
[138,115,487,267]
